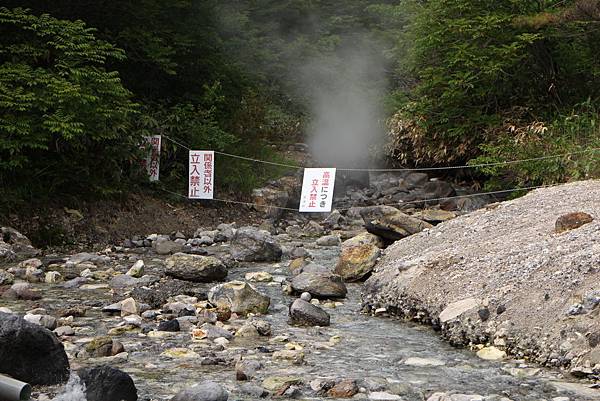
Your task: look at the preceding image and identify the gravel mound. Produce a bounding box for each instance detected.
[363,180,600,376]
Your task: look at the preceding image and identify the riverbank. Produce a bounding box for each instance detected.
[2,178,599,401]
[363,180,600,384]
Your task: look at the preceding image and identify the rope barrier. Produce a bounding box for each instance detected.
[161,134,600,173]
[157,133,598,213]
[158,182,564,213]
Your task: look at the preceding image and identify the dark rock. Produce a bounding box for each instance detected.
[496,304,506,315]
[158,319,180,332]
[478,307,490,322]
[289,299,330,326]
[555,212,593,233]
[360,206,433,242]
[78,365,137,401]
[423,180,456,199]
[291,272,347,299]
[0,312,70,385]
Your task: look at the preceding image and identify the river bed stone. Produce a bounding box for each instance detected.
[2,226,597,401]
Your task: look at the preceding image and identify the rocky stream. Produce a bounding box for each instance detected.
[1,173,599,401]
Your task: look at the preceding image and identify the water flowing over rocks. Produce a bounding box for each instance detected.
[3,176,600,401]
[363,180,600,379]
[171,381,228,401]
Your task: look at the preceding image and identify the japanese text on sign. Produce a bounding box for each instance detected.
[189,150,214,199]
[141,135,161,181]
[299,168,336,212]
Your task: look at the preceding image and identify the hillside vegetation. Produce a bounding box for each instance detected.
[1,1,599,210]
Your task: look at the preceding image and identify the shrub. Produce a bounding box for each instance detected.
[0,7,138,208]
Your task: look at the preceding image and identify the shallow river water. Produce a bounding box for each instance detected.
[4,241,598,401]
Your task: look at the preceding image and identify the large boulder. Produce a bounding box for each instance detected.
[335,253,380,282]
[0,312,70,385]
[230,227,282,262]
[78,366,137,401]
[360,206,433,241]
[208,281,270,316]
[334,233,382,281]
[0,227,39,264]
[165,254,227,282]
[172,381,228,401]
[291,272,347,299]
[289,299,330,326]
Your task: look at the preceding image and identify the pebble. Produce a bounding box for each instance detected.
[54,326,75,336]
[369,391,403,400]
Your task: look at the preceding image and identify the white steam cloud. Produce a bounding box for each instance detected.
[298,43,387,168]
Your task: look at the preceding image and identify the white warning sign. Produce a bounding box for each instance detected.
[299,168,336,213]
[189,150,214,199]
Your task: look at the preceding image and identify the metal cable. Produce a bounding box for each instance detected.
[161,134,600,172]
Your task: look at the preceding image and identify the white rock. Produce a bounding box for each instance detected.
[369,392,402,400]
[127,260,145,278]
[45,271,62,283]
[120,297,139,316]
[439,298,479,323]
[214,337,230,347]
[476,346,507,361]
[404,357,445,367]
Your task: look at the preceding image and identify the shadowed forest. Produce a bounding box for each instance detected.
[1,1,599,211]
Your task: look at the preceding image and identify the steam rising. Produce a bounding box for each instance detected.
[298,43,387,168]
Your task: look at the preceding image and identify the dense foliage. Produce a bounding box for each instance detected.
[1,0,599,210]
[387,0,600,186]
[0,7,138,204]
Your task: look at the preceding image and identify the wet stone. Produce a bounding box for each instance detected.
[289,299,330,326]
[291,271,347,299]
[78,365,137,401]
[171,381,228,401]
[328,379,359,398]
[157,319,180,332]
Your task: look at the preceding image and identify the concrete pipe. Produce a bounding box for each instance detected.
[0,374,31,401]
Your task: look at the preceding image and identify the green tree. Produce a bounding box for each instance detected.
[0,7,137,203]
